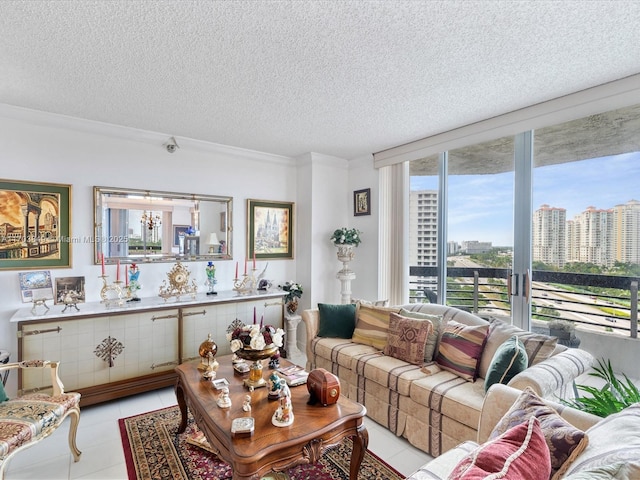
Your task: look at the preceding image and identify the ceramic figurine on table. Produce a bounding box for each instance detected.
[272,383,294,427]
[268,351,280,369]
[217,386,232,409]
[127,263,141,302]
[205,261,217,295]
[242,394,252,412]
[268,371,283,400]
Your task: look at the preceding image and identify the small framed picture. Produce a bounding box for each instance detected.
[354,188,371,216]
[54,276,86,305]
[19,270,54,303]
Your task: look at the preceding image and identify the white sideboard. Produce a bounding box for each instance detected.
[11,290,284,405]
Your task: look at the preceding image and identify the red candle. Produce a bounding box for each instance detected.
[101,253,105,276]
[253,251,256,269]
[116,260,120,281]
[260,315,263,328]
[235,261,238,279]
[253,307,257,324]
[125,265,129,286]
[244,258,247,275]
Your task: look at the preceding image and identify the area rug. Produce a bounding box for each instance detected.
[119,405,404,480]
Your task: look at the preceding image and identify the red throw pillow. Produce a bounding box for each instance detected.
[449,416,552,480]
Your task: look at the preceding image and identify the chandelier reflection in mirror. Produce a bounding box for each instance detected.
[94,186,233,265]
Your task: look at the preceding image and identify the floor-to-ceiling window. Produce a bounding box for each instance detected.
[408,103,640,336]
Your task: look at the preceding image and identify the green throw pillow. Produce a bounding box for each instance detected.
[317,303,357,338]
[484,335,528,392]
[0,381,8,402]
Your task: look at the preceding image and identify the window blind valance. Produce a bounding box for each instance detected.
[373,73,640,169]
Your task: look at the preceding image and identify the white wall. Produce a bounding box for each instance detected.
[0,108,322,392]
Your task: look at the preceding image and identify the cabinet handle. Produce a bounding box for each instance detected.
[18,326,62,337]
[182,310,206,317]
[150,360,179,370]
[151,314,178,321]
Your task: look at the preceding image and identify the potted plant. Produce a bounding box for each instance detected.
[562,358,640,417]
[279,281,303,315]
[548,319,580,347]
[330,227,362,247]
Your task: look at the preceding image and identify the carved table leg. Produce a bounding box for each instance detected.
[175,379,188,433]
[350,424,369,480]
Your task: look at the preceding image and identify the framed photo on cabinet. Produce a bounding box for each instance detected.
[354,188,371,216]
[0,179,71,270]
[247,199,294,260]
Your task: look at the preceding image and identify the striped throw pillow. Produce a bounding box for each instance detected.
[435,320,489,381]
[351,304,401,350]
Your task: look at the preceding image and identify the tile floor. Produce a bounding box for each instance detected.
[4,373,433,479]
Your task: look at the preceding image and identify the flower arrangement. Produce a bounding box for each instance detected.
[330,227,362,246]
[279,281,303,304]
[228,324,285,352]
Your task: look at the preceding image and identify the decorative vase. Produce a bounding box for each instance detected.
[286,298,298,315]
[234,344,279,388]
[336,244,355,274]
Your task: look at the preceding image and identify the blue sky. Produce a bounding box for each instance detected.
[410,152,640,246]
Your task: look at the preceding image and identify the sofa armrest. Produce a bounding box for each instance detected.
[301,309,319,371]
[507,348,596,399]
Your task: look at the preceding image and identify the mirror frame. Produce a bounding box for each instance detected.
[94,186,233,264]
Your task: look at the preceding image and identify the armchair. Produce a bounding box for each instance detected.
[0,361,81,479]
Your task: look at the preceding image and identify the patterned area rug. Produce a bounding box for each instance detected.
[118,406,404,480]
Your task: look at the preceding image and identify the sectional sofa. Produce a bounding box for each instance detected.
[302,302,595,457]
[407,384,640,479]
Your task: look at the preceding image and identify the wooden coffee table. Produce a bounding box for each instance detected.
[175,355,368,480]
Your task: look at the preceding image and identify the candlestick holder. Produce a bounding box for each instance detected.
[100,275,125,308]
[233,268,258,295]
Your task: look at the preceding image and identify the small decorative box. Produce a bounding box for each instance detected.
[231,417,255,436]
[307,368,340,406]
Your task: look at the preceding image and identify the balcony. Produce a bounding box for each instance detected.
[410,266,640,372]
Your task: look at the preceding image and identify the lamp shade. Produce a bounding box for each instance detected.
[207,233,220,245]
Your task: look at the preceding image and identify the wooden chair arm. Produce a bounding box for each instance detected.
[0,360,65,396]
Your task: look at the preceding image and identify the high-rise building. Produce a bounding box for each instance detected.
[409,190,438,267]
[568,206,614,267]
[612,199,640,264]
[533,205,566,267]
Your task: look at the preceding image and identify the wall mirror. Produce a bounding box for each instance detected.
[94,186,232,264]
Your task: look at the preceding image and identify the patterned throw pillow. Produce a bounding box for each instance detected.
[435,320,489,382]
[351,304,400,350]
[563,403,640,477]
[449,416,551,480]
[317,303,357,338]
[398,308,444,362]
[490,387,589,480]
[383,312,432,365]
[484,336,528,392]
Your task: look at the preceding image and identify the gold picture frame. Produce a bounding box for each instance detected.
[0,179,72,270]
[247,199,294,260]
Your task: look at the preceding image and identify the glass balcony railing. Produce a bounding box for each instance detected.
[409,266,639,338]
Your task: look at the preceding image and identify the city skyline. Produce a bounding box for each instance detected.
[410,152,640,246]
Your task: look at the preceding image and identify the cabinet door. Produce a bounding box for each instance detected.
[182,299,283,361]
[104,309,179,382]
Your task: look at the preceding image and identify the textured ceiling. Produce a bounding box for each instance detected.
[1,0,640,159]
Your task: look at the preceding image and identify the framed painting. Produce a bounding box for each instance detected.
[0,179,71,270]
[247,199,294,260]
[354,188,371,216]
[18,270,54,303]
[173,225,190,246]
[54,276,86,305]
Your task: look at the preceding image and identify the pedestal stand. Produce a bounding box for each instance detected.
[284,313,302,358]
[336,244,356,305]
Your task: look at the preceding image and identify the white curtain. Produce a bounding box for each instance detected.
[378,162,408,306]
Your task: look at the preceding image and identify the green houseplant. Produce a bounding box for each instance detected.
[330,227,362,247]
[562,358,640,417]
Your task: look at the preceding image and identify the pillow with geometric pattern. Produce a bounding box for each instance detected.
[383,312,432,365]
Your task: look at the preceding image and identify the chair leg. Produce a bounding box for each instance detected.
[67,406,82,462]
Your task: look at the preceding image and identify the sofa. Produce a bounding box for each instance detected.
[407,383,640,479]
[302,302,595,457]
